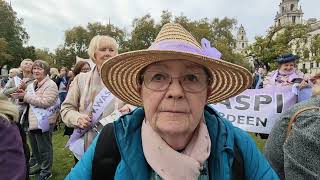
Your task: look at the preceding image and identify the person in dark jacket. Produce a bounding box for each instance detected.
[0,94,27,180]
[56,67,69,104]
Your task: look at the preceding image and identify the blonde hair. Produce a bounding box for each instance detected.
[0,94,19,123]
[50,68,59,77]
[9,68,21,76]
[87,35,118,62]
[20,58,33,67]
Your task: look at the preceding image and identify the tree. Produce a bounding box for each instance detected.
[124,14,159,51]
[54,45,76,68]
[310,34,320,61]
[0,0,29,70]
[0,38,13,62]
[35,48,56,67]
[249,24,310,68]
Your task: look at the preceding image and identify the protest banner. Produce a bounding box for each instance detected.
[210,87,297,134]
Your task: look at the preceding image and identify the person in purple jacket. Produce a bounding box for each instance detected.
[0,93,27,180]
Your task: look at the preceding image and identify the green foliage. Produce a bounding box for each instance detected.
[35,48,56,67]
[0,0,30,70]
[310,34,320,61]
[123,14,159,51]
[249,24,310,69]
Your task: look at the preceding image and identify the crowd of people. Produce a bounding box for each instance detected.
[0,23,319,180]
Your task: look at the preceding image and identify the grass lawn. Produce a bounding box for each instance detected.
[30,127,267,179]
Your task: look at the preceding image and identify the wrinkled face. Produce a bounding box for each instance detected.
[32,66,46,81]
[140,60,210,138]
[21,61,33,73]
[81,64,91,73]
[279,62,295,72]
[94,39,117,69]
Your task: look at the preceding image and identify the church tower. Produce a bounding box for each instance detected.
[275,0,303,26]
[236,24,248,53]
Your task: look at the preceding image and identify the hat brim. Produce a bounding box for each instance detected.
[101,50,252,106]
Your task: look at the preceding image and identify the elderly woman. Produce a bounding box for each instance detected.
[66,23,278,180]
[61,35,131,161]
[3,59,34,103]
[0,94,27,180]
[263,53,306,88]
[12,60,59,180]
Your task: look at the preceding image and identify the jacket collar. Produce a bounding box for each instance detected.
[34,76,50,90]
[113,105,235,179]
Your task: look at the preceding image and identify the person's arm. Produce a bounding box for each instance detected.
[234,128,279,180]
[65,134,98,180]
[2,78,17,97]
[60,75,82,127]
[24,81,59,108]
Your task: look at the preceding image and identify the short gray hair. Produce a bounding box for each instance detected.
[87,35,118,62]
[32,60,50,75]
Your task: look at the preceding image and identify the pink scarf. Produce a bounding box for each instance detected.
[141,120,211,180]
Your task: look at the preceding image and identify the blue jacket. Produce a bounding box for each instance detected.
[66,106,278,180]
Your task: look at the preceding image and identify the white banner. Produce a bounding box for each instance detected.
[210,87,297,134]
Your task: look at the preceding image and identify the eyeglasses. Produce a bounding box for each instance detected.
[142,71,211,92]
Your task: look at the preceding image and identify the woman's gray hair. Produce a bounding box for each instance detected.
[87,35,118,62]
[32,60,50,75]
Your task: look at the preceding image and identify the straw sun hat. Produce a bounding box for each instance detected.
[101,23,252,106]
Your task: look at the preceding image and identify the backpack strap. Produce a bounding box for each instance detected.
[286,106,320,141]
[232,143,245,180]
[92,123,120,180]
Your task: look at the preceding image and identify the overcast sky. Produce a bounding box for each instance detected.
[6,0,320,51]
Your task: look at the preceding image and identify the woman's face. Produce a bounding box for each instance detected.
[140,60,210,142]
[33,66,46,81]
[81,64,91,73]
[94,39,117,69]
[279,62,295,72]
[21,61,33,73]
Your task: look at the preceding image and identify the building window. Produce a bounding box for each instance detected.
[292,16,296,24]
[242,43,244,48]
[311,62,314,69]
[317,62,319,67]
[278,19,281,26]
[241,36,244,40]
[303,63,306,69]
[290,4,294,11]
[282,7,284,12]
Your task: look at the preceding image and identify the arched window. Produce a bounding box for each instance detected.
[290,4,294,11]
[241,36,244,40]
[242,43,245,48]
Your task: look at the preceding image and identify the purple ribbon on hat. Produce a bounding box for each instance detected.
[149,38,222,59]
[201,38,222,59]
